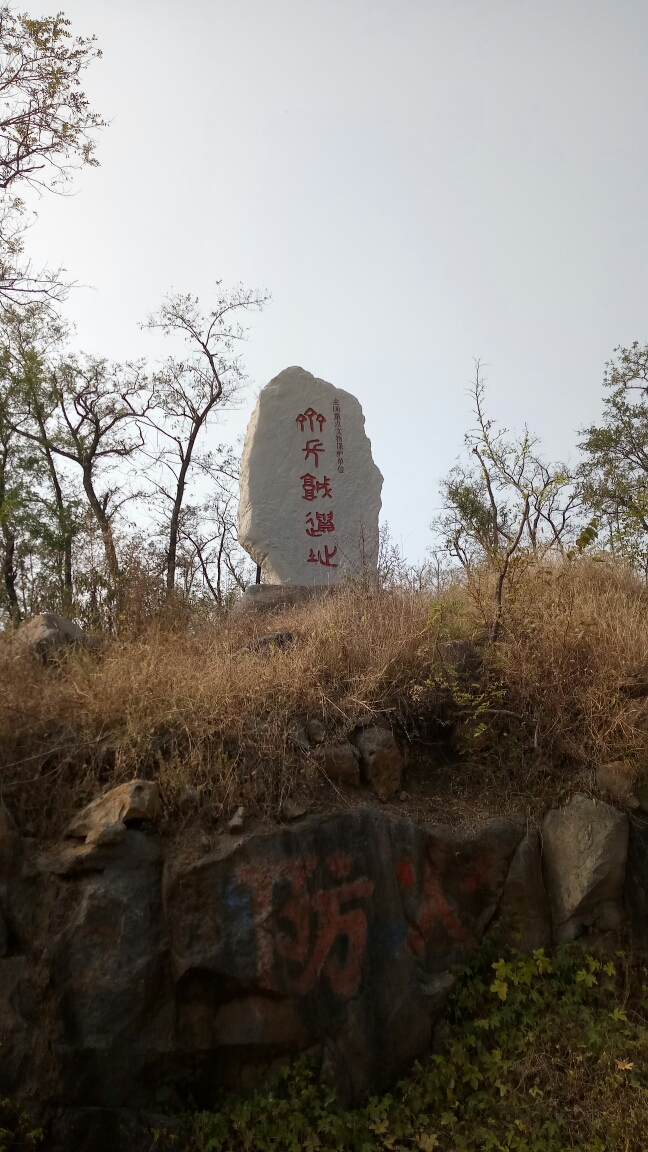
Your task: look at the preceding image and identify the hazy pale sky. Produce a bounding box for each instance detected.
[27,0,648,561]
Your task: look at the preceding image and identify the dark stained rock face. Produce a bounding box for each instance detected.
[164,809,523,1101]
[0,807,523,1142]
[625,815,648,944]
[494,831,553,954]
[0,830,171,1112]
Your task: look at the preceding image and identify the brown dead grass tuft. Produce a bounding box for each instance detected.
[2,558,648,837]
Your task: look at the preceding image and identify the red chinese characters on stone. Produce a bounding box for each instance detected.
[306,511,335,537]
[307,545,338,567]
[333,397,344,474]
[236,853,373,998]
[296,408,326,433]
[301,473,333,501]
[294,853,373,997]
[396,854,471,956]
[297,411,337,564]
[302,438,325,468]
[237,858,316,989]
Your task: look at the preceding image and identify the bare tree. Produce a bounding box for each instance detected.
[0,6,104,302]
[178,459,251,607]
[377,522,450,593]
[144,284,269,592]
[436,362,578,636]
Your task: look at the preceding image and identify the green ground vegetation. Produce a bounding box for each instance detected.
[189,942,648,1152]
[0,1097,43,1151]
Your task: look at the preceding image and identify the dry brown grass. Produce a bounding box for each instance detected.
[0,585,456,835]
[3,557,648,838]
[492,557,648,766]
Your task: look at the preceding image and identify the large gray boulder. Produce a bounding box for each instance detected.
[495,831,552,953]
[352,724,406,801]
[11,612,97,659]
[65,780,161,844]
[542,793,628,942]
[0,828,169,1115]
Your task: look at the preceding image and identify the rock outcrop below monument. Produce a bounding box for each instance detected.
[0,791,521,1145]
[5,781,648,1150]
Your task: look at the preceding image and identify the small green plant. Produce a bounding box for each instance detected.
[190,943,648,1152]
[0,1099,43,1151]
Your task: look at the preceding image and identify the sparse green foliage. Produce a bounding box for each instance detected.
[0,301,83,617]
[0,300,151,621]
[0,1097,43,1150]
[144,284,269,592]
[0,345,41,620]
[0,284,265,626]
[0,4,104,301]
[0,6,103,192]
[569,517,599,559]
[436,362,578,637]
[579,342,648,575]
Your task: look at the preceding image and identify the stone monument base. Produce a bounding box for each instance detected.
[231,583,333,616]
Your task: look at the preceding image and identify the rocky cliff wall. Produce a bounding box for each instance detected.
[1,787,647,1150]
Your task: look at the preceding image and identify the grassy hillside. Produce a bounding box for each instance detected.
[2,557,648,838]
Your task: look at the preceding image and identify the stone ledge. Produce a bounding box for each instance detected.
[231,583,334,615]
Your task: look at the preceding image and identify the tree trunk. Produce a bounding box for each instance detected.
[491,497,530,643]
[63,534,73,614]
[1,522,20,624]
[82,466,119,584]
[37,413,74,613]
[166,487,183,592]
[166,424,202,592]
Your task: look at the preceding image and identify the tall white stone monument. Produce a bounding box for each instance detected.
[238,366,383,585]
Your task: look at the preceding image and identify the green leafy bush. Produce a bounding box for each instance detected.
[190,943,648,1152]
